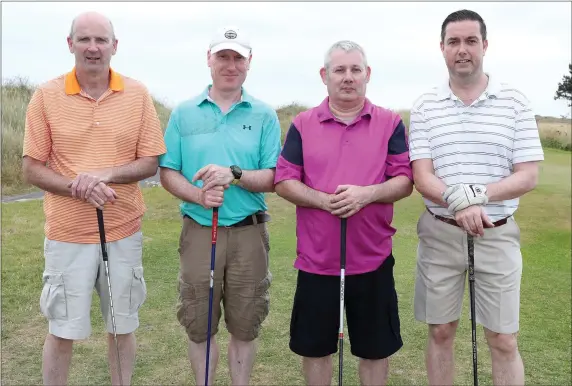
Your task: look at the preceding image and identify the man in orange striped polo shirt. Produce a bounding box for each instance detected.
[22,11,166,385]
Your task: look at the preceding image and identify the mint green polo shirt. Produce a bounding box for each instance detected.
[159,86,282,226]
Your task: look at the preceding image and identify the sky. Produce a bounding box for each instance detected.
[2,1,571,117]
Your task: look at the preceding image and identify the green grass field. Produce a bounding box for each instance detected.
[1,148,570,385]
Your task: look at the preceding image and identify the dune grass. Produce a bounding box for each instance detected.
[2,77,571,196]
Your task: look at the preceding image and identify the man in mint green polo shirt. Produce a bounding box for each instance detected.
[159,25,281,385]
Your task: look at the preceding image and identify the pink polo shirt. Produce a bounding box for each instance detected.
[274,97,413,276]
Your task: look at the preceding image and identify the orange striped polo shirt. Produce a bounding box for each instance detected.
[23,68,167,244]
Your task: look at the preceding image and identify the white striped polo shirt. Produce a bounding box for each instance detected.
[408,74,544,221]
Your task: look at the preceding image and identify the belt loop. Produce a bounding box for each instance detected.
[252,214,258,225]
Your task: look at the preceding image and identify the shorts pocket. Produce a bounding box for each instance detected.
[253,273,272,326]
[39,272,67,320]
[176,280,209,331]
[129,267,147,313]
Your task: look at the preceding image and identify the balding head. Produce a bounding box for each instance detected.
[69,11,116,41]
[67,11,118,75]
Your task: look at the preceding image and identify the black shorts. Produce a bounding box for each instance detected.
[289,254,403,360]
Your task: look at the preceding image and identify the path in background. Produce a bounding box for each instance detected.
[1,172,161,203]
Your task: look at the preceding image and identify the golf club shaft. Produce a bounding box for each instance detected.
[97,208,123,386]
[338,218,347,386]
[205,207,219,386]
[467,234,478,386]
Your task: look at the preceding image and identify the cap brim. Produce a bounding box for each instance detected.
[210,42,251,58]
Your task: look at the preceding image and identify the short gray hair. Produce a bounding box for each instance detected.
[324,40,368,70]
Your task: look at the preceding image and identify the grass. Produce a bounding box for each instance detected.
[1,148,570,385]
[2,78,571,197]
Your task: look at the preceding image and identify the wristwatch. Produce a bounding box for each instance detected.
[230,165,242,184]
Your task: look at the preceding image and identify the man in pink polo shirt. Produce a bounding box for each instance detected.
[274,40,414,385]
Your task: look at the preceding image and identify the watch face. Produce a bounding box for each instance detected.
[231,165,242,178]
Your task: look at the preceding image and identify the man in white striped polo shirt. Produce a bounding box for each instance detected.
[409,9,544,386]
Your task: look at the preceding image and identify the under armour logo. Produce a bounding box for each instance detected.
[243,125,251,130]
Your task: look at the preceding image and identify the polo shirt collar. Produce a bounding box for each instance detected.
[195,85,253,107]
[64,67,124,95]
[316,97,373,123]
[436,73,501,101]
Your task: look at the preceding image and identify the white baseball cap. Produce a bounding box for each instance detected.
[209,26,251,58]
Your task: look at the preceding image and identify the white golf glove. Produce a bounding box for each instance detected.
[443,183,488,213]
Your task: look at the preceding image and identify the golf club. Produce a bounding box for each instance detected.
[338,217,347,386]
[96,208,123,386]
[467,234,478,386]
[205,207,219,386]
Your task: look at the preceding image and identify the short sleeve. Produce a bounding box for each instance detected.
[158,107,182,171]
[385,117,413,181]
[259,110,282,169]
[512,97,544,164]
[274,121,304,184]
[408,104,432,161]
[136,90,167,158]
[22,89,51,162]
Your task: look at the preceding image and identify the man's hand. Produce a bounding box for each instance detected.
[454,205,495,237]
[68,172,117,209]
[193,164,233,191]
[68,170,113,200]
[330,185,373,218]
[443,183,488,212]
[198,185,225,209]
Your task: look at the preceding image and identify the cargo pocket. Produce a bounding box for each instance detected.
[39,272,67,320]
[129,267,147,313]
[176,280,210,339]
[176,280,194,328]
[253,274,272,327]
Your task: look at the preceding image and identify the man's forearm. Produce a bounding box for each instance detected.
[486,169,538,202]
[367,176,413,204]
[160,167,201,204]
[106,156,159,184]
[23,160,73,197]
[413,171,449,208]
[275,179,328,210]
[237,168,276,193]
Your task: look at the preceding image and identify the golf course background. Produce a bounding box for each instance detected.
[2,78,571,385]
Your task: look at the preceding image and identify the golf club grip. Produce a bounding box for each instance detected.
[211,207,219,245]
[96,208,108,261]
[340,218,347,268]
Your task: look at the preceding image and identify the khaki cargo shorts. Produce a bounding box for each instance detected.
[39,231,147,340]
[414,210,522,334]
[176,215,272,343]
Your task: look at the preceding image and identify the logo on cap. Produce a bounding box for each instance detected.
[224,30,237,39]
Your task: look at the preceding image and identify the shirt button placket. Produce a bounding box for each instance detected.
[93,102,100,128]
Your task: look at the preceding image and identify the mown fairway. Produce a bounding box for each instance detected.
[1,148,570,385]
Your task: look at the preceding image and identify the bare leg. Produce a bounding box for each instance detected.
[426,321,459,385]
[228,335,257,385]
[108,332,136,385]
[303,356,332,385]
[485,329,524,385]
[189,337,220,386]
[359,358,389,386]
[42,334,73,385]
